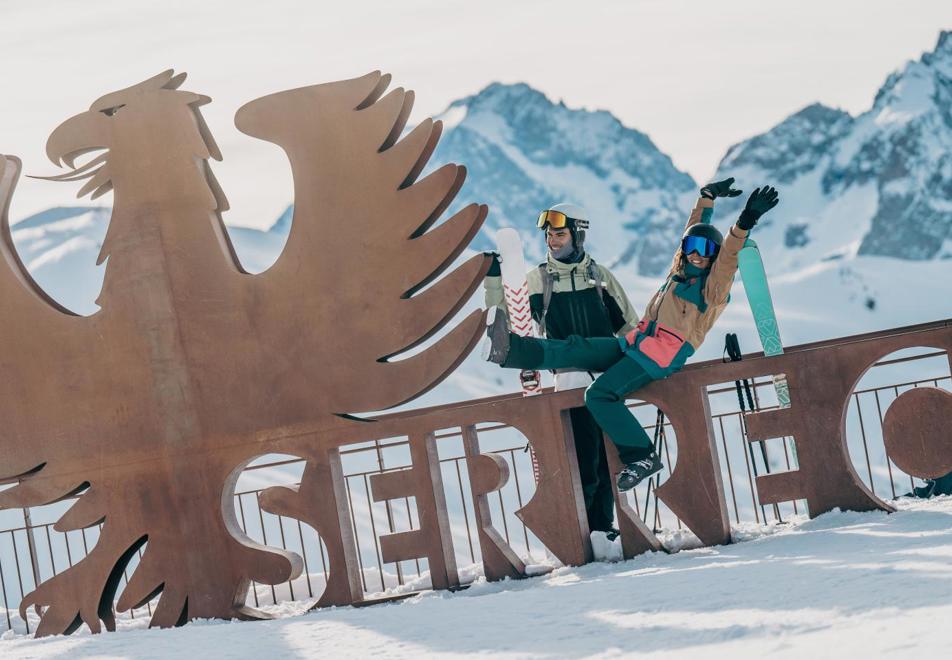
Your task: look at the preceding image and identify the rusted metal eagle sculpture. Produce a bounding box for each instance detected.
[0,70,490,636]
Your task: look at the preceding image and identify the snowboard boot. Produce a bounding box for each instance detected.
[482,307,511,365]
[616,452,663,492]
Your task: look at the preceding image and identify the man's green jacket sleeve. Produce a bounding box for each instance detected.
[484,274,506,315]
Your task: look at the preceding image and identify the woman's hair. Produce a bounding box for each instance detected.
[673,248,686,276]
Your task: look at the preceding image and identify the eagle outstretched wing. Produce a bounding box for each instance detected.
[0,155,104,488]
[0,72,490,635]
[235,72,490,413]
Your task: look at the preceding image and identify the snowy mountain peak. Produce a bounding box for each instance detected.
[432,82,696,274]
[719,102,853,184]
[455,81,553,116]
[446,82,691,188]
[915,29,952,77]
[714,30,951,266]
[871,30,951,129]
[794,102,853,125]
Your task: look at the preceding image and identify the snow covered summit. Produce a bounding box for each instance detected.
[715,30,952,265]
[429,82,697,275]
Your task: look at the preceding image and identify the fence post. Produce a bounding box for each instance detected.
[22,507,42,589]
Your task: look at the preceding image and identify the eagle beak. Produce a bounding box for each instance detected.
[45,111,110,169]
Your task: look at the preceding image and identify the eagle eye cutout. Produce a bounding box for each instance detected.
[99,104,126,117]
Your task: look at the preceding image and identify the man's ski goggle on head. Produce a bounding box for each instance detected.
[681,235,720,258]
[537,210,587,230]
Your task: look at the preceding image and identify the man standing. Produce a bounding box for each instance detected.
[485,204,639,540]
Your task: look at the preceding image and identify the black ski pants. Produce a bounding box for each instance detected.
[569,406,616,533]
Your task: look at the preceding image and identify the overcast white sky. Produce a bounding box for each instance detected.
[1,1,949,228]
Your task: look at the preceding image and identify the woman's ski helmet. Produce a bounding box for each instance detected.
[681,223,723,260]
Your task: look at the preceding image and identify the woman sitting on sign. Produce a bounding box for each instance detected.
[484,178,780,491]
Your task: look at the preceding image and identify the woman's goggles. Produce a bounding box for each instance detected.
[681,235,720,258]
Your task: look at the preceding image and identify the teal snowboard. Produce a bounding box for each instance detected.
[738,238,791,408]
[697,206,790,408]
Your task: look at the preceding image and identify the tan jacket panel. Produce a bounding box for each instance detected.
[643,197,748,350]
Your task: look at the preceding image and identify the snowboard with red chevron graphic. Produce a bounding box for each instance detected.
[494,228,542,395]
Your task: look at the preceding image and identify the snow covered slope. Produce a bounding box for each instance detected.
[5,498,952,657]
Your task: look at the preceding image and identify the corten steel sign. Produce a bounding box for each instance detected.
[0,72,950,638]
[0,70,490,636]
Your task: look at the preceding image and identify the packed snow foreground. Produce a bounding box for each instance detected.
[4,497,950,658]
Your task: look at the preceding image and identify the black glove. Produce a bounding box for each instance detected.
[700,177,743,200]
[737,186,780,230]
[484,251,502,277]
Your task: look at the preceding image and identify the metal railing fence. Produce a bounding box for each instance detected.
[2,347,948,634]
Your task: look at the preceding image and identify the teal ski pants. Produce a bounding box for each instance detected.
[504,334,656,464]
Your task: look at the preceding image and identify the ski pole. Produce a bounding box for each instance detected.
[643,408,665,526]
[741,378,774,471]
[725,333,770,524]
[651,411,666,534]
[736,351,783,521]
